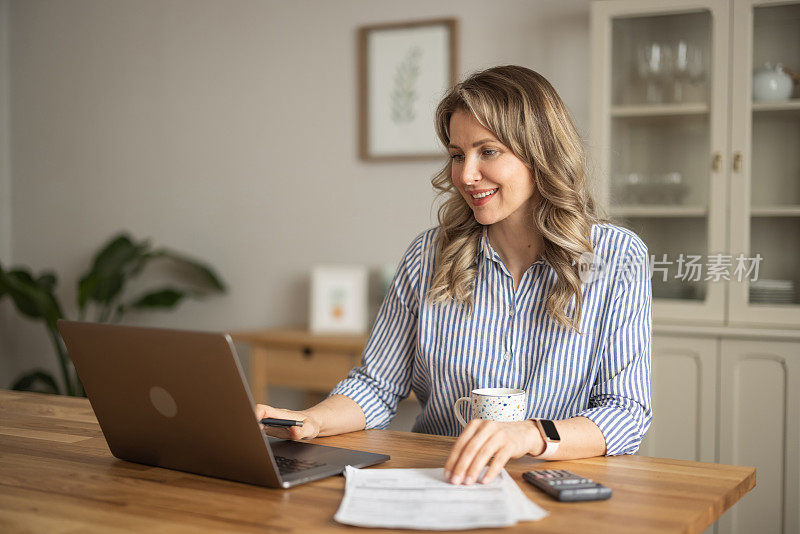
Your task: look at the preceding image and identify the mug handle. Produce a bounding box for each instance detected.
[453,397,471,427]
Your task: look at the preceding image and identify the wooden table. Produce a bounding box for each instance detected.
[0,390,755,533]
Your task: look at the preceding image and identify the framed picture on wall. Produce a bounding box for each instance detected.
[310,266,368,334]
[358,18,459,161]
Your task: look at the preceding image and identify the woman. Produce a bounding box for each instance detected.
[256,65,652,486]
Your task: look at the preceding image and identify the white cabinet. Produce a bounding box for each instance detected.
[591,2,800,530]
[718,339,800,534]
[639,334,717,462]
[728,1,800,327]
[591,0,730,324]
[642,330,799,533]
[591,0,800,325]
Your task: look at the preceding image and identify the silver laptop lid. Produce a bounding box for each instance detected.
[57,319,282,487]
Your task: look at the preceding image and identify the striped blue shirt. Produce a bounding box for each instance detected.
[330,223,652,455]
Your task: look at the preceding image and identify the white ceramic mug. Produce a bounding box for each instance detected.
[453,388,527,427]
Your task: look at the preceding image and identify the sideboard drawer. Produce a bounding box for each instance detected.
[262,348,360,392]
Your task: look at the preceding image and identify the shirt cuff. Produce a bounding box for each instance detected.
[578,401,648,456]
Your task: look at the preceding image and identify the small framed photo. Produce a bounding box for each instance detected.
[310,266,368,334]
[358,18,459,161]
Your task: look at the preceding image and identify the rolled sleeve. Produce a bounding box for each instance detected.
[578,237,653,455]
[329,232,427,429]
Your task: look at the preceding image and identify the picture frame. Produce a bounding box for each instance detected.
[358,18,459,161]
[310,265,368,334]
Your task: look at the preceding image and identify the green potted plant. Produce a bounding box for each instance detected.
[0,233,226,396]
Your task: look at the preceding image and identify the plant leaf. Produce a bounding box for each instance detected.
[77,272,101,311]
[11,369,62,395]
[77,233,151,312]
[0,267,64,327]
[127,288,189,310]
[149,249,226,292]
[36,272,58,292]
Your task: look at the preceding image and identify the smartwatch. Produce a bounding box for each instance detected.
[533,419,561,459]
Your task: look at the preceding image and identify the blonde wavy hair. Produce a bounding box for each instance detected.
[426,65,607,332]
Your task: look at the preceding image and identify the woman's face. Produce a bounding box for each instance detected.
[447,110,537,227]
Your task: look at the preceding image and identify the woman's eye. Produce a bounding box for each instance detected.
[482,149,499,157]
[450,154,465,163]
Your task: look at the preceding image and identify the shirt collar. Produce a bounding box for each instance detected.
[477,225,547,268]
[477,226,498,265]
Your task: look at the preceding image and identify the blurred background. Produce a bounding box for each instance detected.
[1,2,799,533]
[0,0,589,428]
[0,0,590,411]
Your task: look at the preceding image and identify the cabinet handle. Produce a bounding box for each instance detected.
[712,153,722,171]
[733,152,743,172]
[302,347,313,359]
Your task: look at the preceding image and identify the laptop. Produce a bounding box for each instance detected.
[56,319,389,488]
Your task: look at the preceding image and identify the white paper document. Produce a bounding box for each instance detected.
[334,466,548,530]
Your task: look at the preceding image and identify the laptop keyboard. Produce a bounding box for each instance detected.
[274,455,325,475]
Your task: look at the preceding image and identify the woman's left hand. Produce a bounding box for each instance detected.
[444,419,543,485]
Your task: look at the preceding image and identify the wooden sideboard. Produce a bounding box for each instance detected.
[230,328,369,405]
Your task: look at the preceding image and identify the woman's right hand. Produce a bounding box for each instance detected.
[254,404,321,440]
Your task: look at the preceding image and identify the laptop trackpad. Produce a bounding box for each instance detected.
[270,439,389,469]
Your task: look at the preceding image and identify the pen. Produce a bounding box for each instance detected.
[260,417,304,428]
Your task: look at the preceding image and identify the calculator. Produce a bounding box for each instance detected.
[522,469,612,502]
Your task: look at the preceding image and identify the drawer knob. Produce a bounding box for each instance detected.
[302,347,313,359]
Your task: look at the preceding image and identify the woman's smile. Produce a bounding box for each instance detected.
[468,188,499,206]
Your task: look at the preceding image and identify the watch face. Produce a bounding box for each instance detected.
[539,419,560,441]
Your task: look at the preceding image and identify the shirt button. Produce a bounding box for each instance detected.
[508,308,515,317]
[502,352,511,361]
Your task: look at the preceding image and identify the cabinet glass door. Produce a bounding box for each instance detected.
[730,0,800,327]
[592,1,729,324]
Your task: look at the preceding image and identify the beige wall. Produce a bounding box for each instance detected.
[1,0,13,383]
[0,0,592,390]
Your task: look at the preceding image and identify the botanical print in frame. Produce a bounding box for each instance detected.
[359,18,458,161]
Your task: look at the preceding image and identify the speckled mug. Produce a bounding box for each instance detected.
[453,388,527,427]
